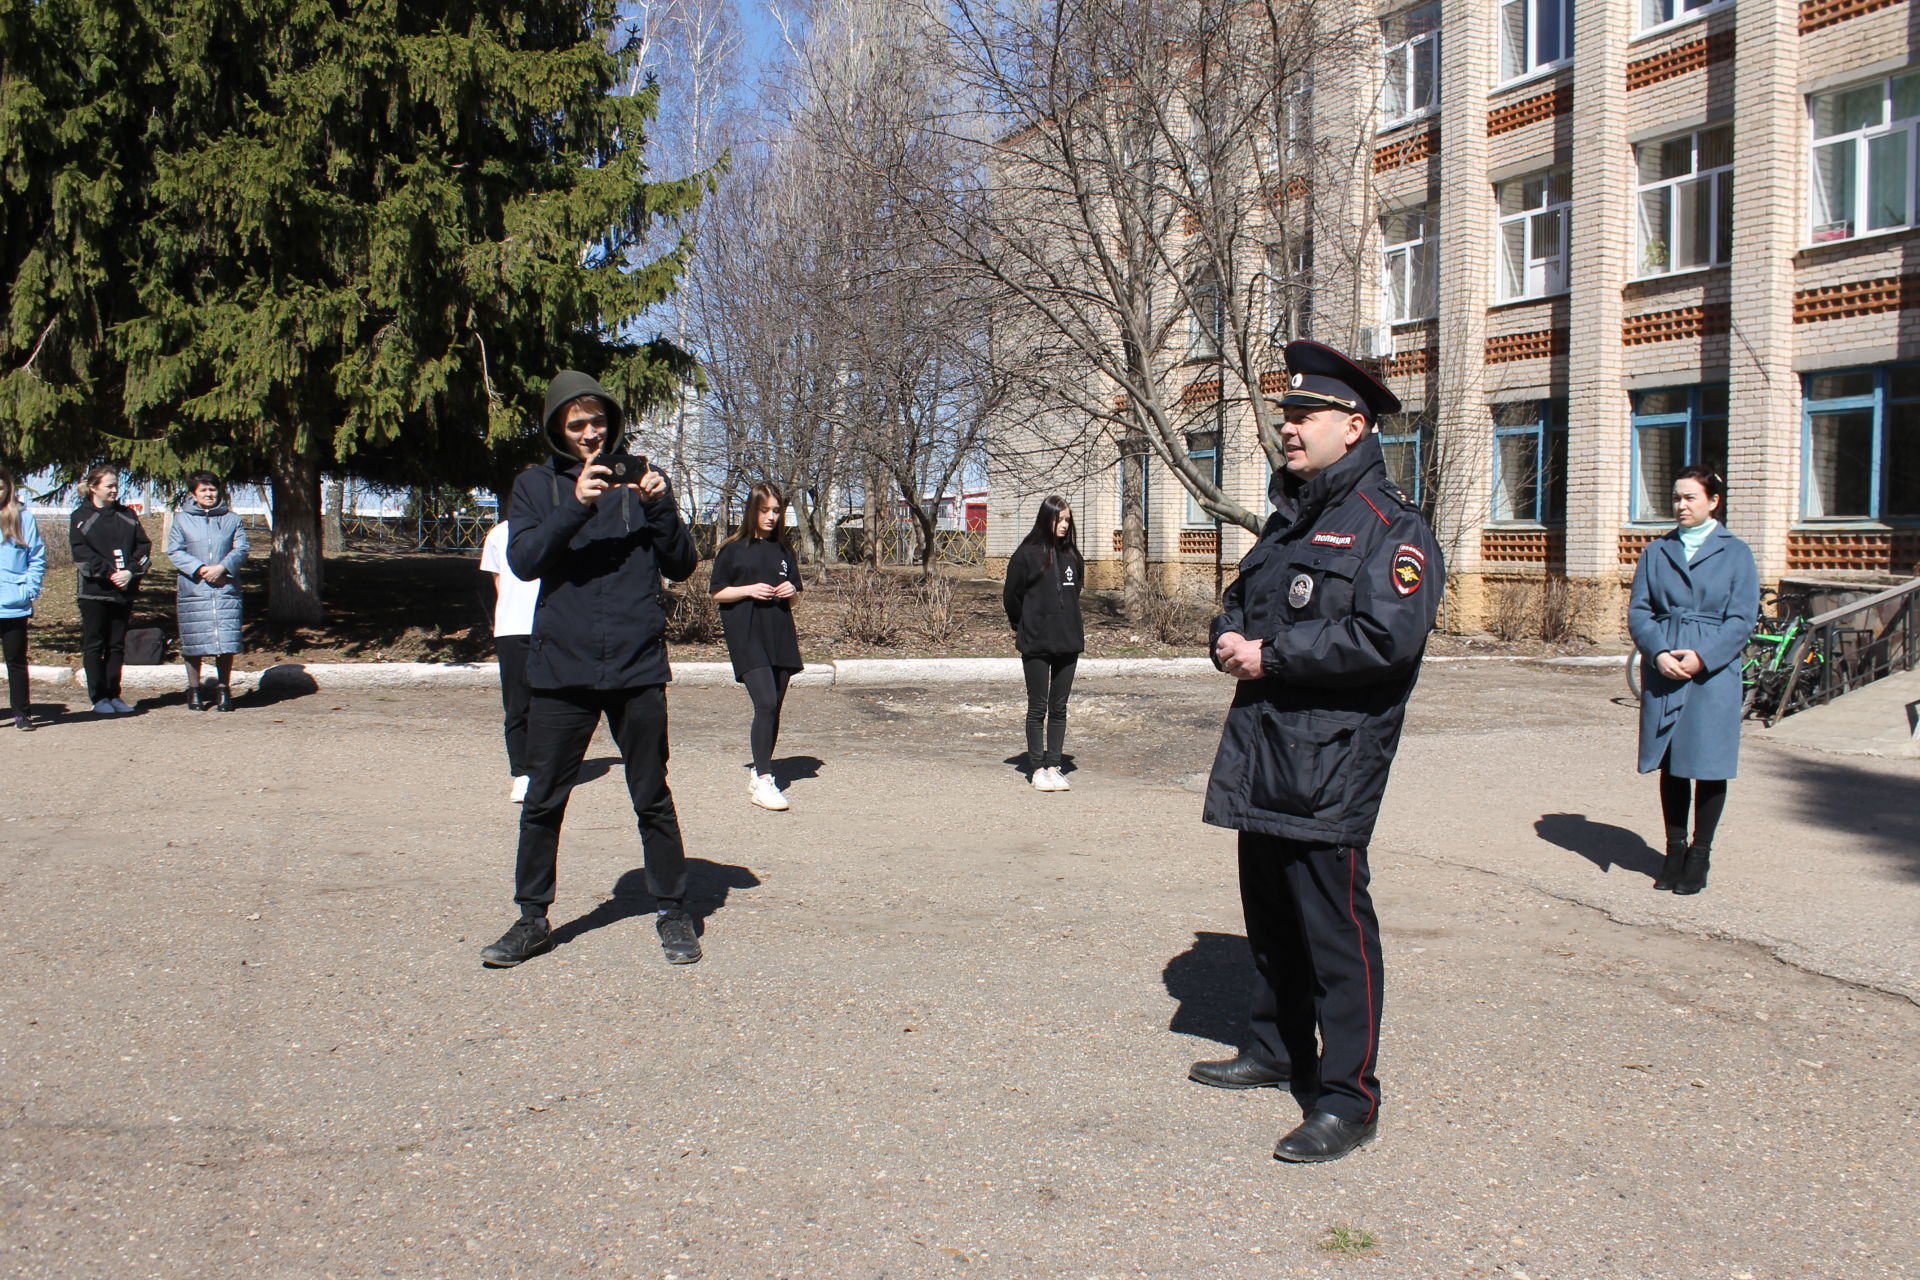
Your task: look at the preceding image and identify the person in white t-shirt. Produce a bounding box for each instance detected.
[479,494,542,802]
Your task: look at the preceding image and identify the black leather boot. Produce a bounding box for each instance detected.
[215,685,234,712]
[186,684,206,711]
[1673,843,1711,895]
[1653,838,1686,891]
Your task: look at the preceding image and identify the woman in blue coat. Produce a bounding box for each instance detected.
[0,467,46,731]
[1629,466,1759,896]
[164,471,249,711]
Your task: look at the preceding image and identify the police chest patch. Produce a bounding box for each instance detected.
[1390,543,1426,596]
[1311,532,1354,547]
[1288,573,1314,609]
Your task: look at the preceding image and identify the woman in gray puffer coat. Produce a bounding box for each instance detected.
[165,470,249,711]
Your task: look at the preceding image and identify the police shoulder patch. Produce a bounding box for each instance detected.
[1390,542,1426,596]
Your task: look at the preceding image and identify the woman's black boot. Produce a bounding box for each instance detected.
[215,685,234,712]
[1653,838,1687,891]
[186,683,206,711]
[1673,843,1712,895]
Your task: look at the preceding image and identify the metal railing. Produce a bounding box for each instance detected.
[341,513,494,551]
[1769,575,1920,725]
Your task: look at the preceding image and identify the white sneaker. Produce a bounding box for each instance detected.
[750,773,790,811]
[1049,767,1071,792]
[510,775,530,803]
[1031,767,1059,792]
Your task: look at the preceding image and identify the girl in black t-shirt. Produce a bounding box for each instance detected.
[1002,495,1085,792]
[710,482,804,811]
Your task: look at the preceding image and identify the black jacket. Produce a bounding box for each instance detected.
[1003,541,1085,656]
[70,502,151,603]
[507,372,699,691]
[1203,434,1443,846]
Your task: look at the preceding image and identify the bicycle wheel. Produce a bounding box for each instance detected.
[1624,650,1642,701]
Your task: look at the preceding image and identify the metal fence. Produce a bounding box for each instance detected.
[1769,576,1920,724]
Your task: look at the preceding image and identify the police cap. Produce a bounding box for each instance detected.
[1273,339,1401,423]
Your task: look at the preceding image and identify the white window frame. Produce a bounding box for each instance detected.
[1279,75,1313,171]
[1498,0,1573,88]
[1267,241,1313,341]
[1638,0,1732,37]
[1184,430,1221,527]
[1380,4,1441,129]
[1808,72,1920,245]
[1381,205,1438,322]
[1495,170,1571,302]
[1635,125,1733,277]
[1185,267,1223,361]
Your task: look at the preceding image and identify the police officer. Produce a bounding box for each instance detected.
[1191,340,1443,1163]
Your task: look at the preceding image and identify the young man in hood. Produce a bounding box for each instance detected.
[479,371,704,968]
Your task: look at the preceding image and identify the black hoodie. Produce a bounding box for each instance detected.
[507,371,699,691]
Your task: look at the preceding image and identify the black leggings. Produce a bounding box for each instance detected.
[78,598,130,702]
[1,616,27,714]
[1022,654,1077,769]
[1660,764,1728,849]
[743,667,793,777]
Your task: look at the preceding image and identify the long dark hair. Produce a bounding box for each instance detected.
[723,481,789,549]
[1019,495,1079,565]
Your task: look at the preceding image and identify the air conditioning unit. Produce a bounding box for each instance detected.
[1357,323,1396,360]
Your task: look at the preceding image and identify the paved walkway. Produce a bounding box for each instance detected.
[0,663,1913,1279]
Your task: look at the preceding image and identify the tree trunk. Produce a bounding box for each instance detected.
[268,451,326,626]
[322,476,347,554]
[863,468,882,567]
[1120,442,1149,622]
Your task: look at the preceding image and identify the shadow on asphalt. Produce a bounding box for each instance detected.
[574,755,620,785]
[1782,756,1920,882]
[246,665,321,706]
[549,858,762,947]
[771,755,824,788]
[1000,752,1079,779]
[1162,930,1253,1048]
[1534,812,1663,880]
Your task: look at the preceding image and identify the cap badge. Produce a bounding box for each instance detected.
[1290,373,1304,388]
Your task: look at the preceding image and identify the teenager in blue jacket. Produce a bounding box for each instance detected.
[1629,466,1759,896]
[0,467,46,730]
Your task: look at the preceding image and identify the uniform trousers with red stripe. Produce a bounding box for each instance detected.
[1238,833,1385,1124]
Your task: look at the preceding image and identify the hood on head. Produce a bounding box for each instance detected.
[541,371,626,460]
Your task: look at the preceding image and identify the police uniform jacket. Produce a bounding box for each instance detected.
[1628,523,1758,781]
[507,373,699,692]
[1203,433,1443,847]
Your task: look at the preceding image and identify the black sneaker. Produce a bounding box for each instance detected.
[480,917,552,967]
[656,909,701,965]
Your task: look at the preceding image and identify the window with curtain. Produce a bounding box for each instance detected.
[1381,4,1441,126]
[1498,0,1572,84]
[1636,125,1733,275]
[1381,206,1438,321]
[1497,169,1571,301]
[1630,384,1730,521]
[1809,72,1920,243]
[1491,400,1568,523]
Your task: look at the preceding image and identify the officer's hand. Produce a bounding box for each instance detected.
[633,468,667,501]
[1655,651,1689,681]
[574,454,613,505]
[1219,634,1267,680]
[1214,630,1246,665]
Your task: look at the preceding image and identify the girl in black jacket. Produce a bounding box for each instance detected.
[710,482,804,811]
[1003,495,1084,792]
[69,465,151,715]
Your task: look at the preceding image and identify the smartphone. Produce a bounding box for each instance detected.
[595,451,650,485]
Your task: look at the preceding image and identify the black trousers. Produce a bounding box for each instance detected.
[1022,654,1077,769]
[78,599,130,702]
[513,685,688,915]
[495,634,532,776]
[1238,832,1385,1124]
[742,666,793,777]
[1,616,27,714]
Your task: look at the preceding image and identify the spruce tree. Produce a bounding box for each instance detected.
[1,0,707,623]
